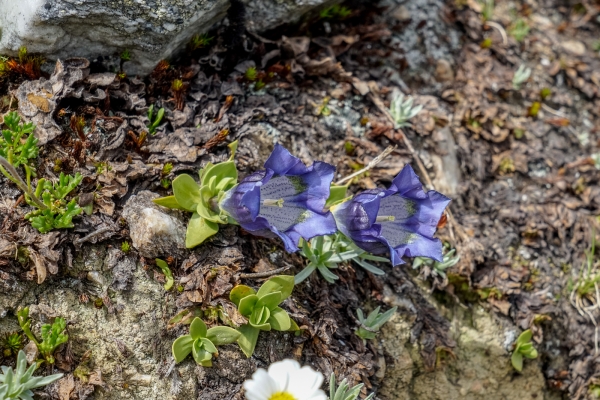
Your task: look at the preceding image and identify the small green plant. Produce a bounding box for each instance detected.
[230,275,298,357]
[355,306,397,343]
[120,49,131,62]
[172,317,240,366]
[592,153,600,170]
[171,79,184,92]
[161,178,171,188]
[189,33,213,51]
[244,67,258,82]
[0,111,38,178]
[24,172,83,233]
[513,128,525,139]
[320,5,352,19]
[254,79,266,91]
[389,92,423,128]
[156,258,174,291]
[154,141,238,248]
[0,112,82,233]
[528,101,541,117]
[540,87,552,100]
[120,241,131,253]
[315,97,332,117]
[593,40,600,52]
[512,64,531,90]
[412,243,460,279]
[480,37,493,49]
[16,307,68,364]
[1,332,23,357]
[162,162,173,176]
[508,18,530,42]
[511,329,538,372]
[296,233,388,284]
[480,0,494,21]
[0,350,63,399]
[329,373,375,400]
[147,104,165,135]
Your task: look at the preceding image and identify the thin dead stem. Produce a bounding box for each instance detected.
[335,145,396,185]
[366,92,464,243]
[74,227,112,245]
[0,155,47,210]
[239,264,293,279]
[485,21,508,46]
[570,269,600,355]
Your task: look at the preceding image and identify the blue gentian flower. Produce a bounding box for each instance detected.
[332,165,450,266]
[220,144,337,252]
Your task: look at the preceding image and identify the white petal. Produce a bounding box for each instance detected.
[267,359,301,392]
[244,369,278,400]
[305,392,328,400]
[287,365,324,399]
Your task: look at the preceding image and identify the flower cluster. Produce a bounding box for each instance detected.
[156,143,450,269]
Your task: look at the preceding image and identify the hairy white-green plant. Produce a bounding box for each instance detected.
[389,92,423,128]
[512,64,531,90]
[355,306,397,342]
[329,373,374,400]
[0,350,63,399]
[295,233,388,284]
[412,245,460,279]
[592,153,600,170]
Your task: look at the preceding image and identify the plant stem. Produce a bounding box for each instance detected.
[0,155,47,210]
[335,145,396,185]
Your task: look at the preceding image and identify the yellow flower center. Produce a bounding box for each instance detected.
[268,392,296,400]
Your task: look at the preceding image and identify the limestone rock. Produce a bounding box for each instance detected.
[122,190,187,259]
[0,0,332,75]
[379,299,553,400]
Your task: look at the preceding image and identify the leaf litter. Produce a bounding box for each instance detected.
[0,0,599,398]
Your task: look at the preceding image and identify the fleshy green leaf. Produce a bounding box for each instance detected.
[153,195,187,210]
[172,335,194,363]
[189,318,207,340]
[325,184,349,208]
[227,140,238,161]
[516,329,533,346]
[200,161,238,189]
[511,350,523,372]
[256,275,294,300]
[238,294,259,316]
[257,291,282,310]
[230,285,256,307]
[250,306,271,327]
[206,326,241,346]
[237,324,260,358]
[173,174,202,212]
[186,213,219,248]
[201,338,218,354]
[524,348,538,359]
[268,307,291,331]
[192,340,213,366]
[156,258,174,290]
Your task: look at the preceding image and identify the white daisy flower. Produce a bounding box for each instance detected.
[243,359,327,400]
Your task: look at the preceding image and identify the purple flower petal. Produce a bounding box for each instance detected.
[332,164,450,266]
[221,144,336,252]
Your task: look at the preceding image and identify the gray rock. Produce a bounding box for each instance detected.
[0,0,332,75]
[122,190,187,259]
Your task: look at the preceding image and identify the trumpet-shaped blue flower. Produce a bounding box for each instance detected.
[332,165,450,266]
[220,144,337,252]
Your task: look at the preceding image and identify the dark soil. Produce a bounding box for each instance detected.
[1,0,600,398]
